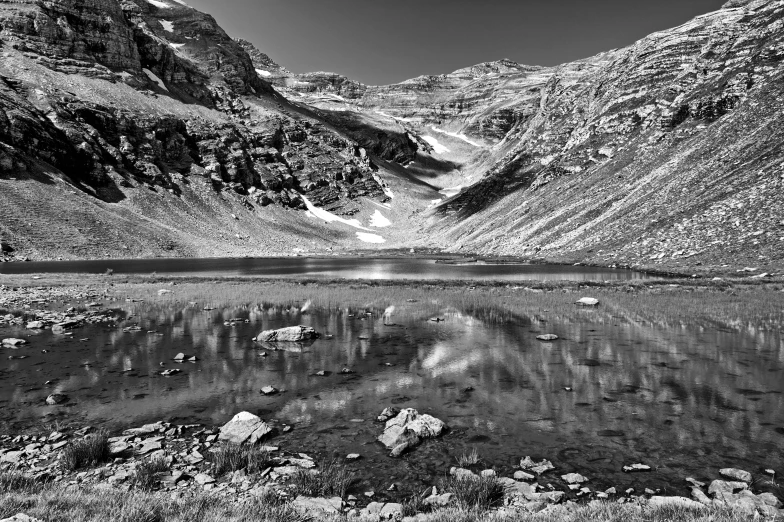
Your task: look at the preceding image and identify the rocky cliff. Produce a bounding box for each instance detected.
[0,0,422,260]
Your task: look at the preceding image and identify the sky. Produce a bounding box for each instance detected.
[184,0,728,85]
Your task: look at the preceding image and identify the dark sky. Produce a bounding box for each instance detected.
[186,0,728,85]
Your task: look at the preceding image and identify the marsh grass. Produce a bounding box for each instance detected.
[210,444,272,476]
[289,459,353,498]
[440,475,505,511]
[61,432,110,471]
[456,448,481,468]
[131,455,170,492]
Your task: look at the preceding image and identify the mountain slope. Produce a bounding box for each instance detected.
[0,0,438,260]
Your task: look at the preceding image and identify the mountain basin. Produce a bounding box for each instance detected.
[1,294,782,500]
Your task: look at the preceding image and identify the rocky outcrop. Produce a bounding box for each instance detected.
[218,411,272,445]
[377,408,446,457]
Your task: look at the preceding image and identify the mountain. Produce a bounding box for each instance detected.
[0,0,432,260]
[0,0,782,273]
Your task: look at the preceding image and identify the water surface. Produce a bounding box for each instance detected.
[1,299,782,498]
[0,257,653,282]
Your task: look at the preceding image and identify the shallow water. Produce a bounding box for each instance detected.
[1,300,782,498]
[0,257,654,282]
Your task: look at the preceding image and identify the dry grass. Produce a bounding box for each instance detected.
[210,444,272,477]
[457,448,482,468]
[131,456,171,492]
[60,432,110,471]
[288,459,353,498]
[440,475,505,511]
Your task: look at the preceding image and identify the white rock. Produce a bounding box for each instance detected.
[218,411,272,445]
[719,468,752,483]
[575,297,600,306]
[648,496,706,510]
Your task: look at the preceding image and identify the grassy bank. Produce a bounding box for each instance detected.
[0,482,770,522]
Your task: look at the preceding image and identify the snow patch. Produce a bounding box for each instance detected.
[439,185,463,198]
[431,126,481,147]
[301,195,371,231]
[169,42,185,49]
[369,210,391,228]
[356,232,385,243]
[143,68,168,91]
[422,135,450,154]
[147,0,171,8]
[256,69,272,77]
[160,20,174,32]
[171,0,190,5]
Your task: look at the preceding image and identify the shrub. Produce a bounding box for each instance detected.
[60,431,110,471]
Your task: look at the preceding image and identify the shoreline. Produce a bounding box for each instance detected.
[1,277,782,520]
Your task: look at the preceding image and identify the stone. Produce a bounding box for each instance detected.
[758,492,782,508]
[26,321,45,329]
[2,338,27,346]
[450,467,479,480]
[691,487,712,505]
[160,369,181,376]
[364,502,403,519]
[45,394,68,405]
[520,456,555,475]
[218,411,272,444]
[424,492,454,507]
[648,496,707,510]
[109,441,130,456]
[260,386,278,395]
[719,468,752,483]
[346,453,361,460]
[293,496,342,514]
[377,407,399,422]
[481,469,496,477]
[536,334,559,341]
[514,470,536,481]
[685,477,705,488]
[623,463,652,472]
[708,480,748,497]
[194,473,215,485]
[561,473,588,484]
[575,298,600,306]
[256,326,319,342]
[124,422,165,436]
[378,408,446,457]
[0,515,44,522]
[138,440,163,454]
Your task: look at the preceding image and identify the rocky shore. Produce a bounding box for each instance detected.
[1,407,781,521]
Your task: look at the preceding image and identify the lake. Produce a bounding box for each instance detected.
[1,294,782,499]
[0,257,654,282]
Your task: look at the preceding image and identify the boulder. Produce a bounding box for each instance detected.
[26,321,45,329]
[719,468,752,483]
[45,394,68,405]
[575,297,600,306]
[708,480,748,497]
[364,501,403,519]
[256,326,319,342]
[520,456,555,475]
[378,408,446,457]
[561,473,588,484]
[218,411,272,445]
[536,334,559,341]
[2,338,27,347]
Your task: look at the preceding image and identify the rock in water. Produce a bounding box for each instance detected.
[575,298,600,307]
[720,468,752,483]
[378,408,446,457]
[536,334,559,341]
[1,338,27,347]
[45,394,68,405]
[561,473,588,484]
[218,411,272,445]
[256,326,320,342]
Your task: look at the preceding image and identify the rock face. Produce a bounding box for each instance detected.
[256,326,319,342]
[218,411,272,445]
[0,0,392,261]
[431,0,784,269]
[377,408,446,457]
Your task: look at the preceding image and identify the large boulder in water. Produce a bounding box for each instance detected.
[256,326,319,342]
[378,408,446,457]
[218,411,272,444]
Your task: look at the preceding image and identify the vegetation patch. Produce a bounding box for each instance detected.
[289,459,353,498]
[210,443,272,476]
[61,432,110,471]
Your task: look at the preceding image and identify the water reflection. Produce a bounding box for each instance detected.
[0,257,653,282]
[0,301,781,494]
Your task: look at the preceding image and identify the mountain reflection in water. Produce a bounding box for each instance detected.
[1,301,782,494]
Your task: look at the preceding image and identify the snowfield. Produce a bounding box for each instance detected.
[369,210,391,227]
[422,136,450,154]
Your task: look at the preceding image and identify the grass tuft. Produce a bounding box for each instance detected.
[210,443,272,476]
[0,472,44,494]
[60,431,110,471]
[456,448,481,468]
[439,475,505,512]
[131,455,170,492]
[289,459,353,498]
